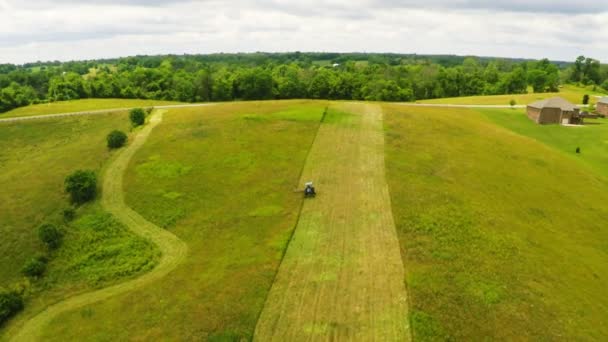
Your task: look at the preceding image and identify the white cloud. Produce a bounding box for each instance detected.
[0,1,606,64]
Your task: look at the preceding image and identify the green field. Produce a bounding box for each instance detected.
[0,112,159,339]
[383,104,608,340]
[2,98,608,341]
[418,85,606,105]
[1,99,181,119]
[32,100,328,340]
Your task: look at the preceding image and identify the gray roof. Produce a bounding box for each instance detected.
[528,97,577,111]
[598,97,608,104]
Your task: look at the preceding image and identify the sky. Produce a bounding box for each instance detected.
[1,0,607,64]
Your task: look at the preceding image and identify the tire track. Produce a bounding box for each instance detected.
[9,110,188,341]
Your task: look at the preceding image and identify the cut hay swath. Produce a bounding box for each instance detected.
[255,103,410,341]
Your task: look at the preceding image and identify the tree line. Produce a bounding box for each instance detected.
[1,53,607,113]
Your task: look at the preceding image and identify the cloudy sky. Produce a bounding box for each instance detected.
[1,0,607,64]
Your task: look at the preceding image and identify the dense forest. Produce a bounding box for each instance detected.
[1,53,607,113]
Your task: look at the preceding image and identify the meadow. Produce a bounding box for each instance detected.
[383,104,608,340]
[2,98,608,341]
[0,112,159,338]
[418,84,605,105]
[0,99,180,119]
[35,101,328,340]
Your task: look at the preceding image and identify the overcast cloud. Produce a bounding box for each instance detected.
[0,0,606,64]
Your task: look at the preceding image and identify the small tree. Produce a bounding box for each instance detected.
[509,99,516,107]
[0,290,24,325]
[21,256,48,278]
[65,170,97,204]
[107,130,127,149]
[38,223,63,249]
[582,94,590,105]
[129,108,146,127]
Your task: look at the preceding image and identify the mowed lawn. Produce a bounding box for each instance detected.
[418,85,606,105]
[0,113,159,339]
[39,100,327,340]
[479,107,608,175]
[383,105,608,340]
[1,98,181,118]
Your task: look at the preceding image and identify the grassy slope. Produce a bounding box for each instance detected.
[0,113,158,337]
[418,85,606,105]
[1,99,181,118]
[39,100,327,340]
[479,108,608,175]
[383,104,608,340]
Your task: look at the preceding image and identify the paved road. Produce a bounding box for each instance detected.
[0,103,214,123]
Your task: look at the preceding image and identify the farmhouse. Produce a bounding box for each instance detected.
[526,97,581,125]
[597,97,608,116]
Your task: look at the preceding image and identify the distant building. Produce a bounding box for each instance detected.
[526,97,581,125]
[597,97,608,116]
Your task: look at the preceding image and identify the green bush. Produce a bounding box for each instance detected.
[107,130,127,149]
[0,290,24,325]
[129,108,146,127]
[63,207,76,222]
[65,170,97,204]
[38,223,63,249]
[21,256,48,278]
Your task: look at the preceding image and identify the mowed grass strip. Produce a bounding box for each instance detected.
[0,112,159,339]
[37,100,327,340]
[1,98,181,118]
[255,103,410,341]
[383,104,608,340]
[9,111,174,341]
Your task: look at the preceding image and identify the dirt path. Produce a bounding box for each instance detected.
[9,110,188,341]
[254,103,410,341]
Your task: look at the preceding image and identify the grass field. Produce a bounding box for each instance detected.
[479,108,608,175]
[255,103,409,341]
[1,99,181,118]
[35,100,328,340]
[418,85,606,105]
[0,112,159,339]
[383,104,608,340]
[2,97,608,341]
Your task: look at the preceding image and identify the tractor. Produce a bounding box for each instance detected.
[304,181,316,198]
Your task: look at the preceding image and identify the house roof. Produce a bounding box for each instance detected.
[528,97,577,111]
[598,97,608,104]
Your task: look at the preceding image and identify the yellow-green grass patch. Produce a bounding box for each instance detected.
[383,104,608,340]
[37,100,327,340]
[418,85,606,105]
[0,112,159,338]
[1,99,182,118]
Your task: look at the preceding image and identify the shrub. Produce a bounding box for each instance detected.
[129,108,146,127]
[21,256,48,278]
[63,207,76,222]
[0,290,24,325]
[65,170,97,204]
[38,223,63,249]
[582,94,589,105]
[509,99,516,107]
[107,130,127,149]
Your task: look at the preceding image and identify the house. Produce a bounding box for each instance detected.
[526,97,581,125]
[597,97,608,116]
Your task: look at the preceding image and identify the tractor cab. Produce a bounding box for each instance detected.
[304,181,316,198]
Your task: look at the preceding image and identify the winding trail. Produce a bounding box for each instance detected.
[10,110,188,341]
